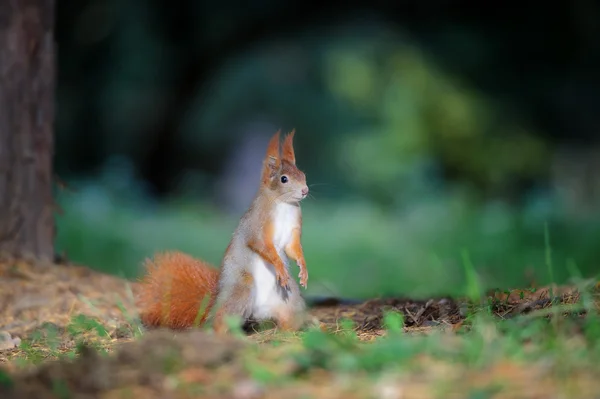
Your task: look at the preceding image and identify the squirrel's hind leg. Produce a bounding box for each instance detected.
[272,283,308,332]
[273,308,303,332]
[212,272,255,335]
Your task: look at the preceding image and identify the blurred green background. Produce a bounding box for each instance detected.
[54,1,600,300]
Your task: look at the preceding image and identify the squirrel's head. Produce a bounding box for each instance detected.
[261,129,308,204]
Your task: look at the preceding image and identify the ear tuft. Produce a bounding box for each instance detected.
[265,130,281,166]
[261,130,281,184]
[282,129,296,164]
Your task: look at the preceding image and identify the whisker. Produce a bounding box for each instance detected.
[273,190,295,204]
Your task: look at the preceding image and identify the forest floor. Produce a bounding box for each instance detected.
[1,260,600,399]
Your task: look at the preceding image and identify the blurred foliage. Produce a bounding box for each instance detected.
[56,174,600,299]
[54,3,598,204]
[324,41,550,206]
[52,1,600,294]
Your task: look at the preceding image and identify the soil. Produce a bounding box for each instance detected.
[0,259,597,398]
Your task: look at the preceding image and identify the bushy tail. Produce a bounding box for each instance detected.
[136,251,220,329]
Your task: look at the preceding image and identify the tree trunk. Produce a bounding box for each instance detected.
[0,0,55,262]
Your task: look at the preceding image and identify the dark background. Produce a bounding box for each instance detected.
[53,0,600,300]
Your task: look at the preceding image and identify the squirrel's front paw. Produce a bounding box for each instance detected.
[298,266,308,289]
[275,269,290,289]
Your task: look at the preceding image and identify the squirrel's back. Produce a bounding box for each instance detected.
[137,251,220,329]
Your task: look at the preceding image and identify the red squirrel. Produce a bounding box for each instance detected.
[136,130,310,334]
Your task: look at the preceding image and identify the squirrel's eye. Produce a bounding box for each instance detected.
[280,175,288,184]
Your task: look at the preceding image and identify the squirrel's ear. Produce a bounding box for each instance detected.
[265,130,281,168]
[262,130,281,183]
[282,129,296,165]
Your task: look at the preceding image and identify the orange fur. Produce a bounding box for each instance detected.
[212,308,228,335]
[285,223,307,288]
[274,311,296,332]
[282,129,296,164]
[261,130,281,185]
[247,220,289,288]
[137,251,219,329]
[273,304,304,331]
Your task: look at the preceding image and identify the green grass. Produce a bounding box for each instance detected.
[3,181,597,397]
[55,183,600,299]
[12,316,113,367]
[7,296,600,398]
[7,225,600,396]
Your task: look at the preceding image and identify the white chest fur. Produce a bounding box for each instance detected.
[250,202,300,319]
[272,202,299,252]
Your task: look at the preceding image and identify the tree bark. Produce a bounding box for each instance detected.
[0,0,55,262]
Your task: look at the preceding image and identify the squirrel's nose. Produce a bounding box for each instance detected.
[302,187,309,196]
